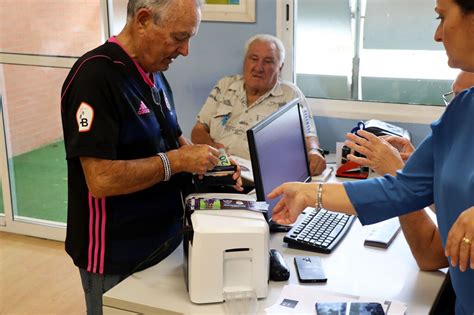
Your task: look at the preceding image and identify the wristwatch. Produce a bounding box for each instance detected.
[310,148,326,157]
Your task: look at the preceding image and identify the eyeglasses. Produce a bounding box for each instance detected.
[442,90,454,106]
[151,86,166,118]
[151,86,162,106]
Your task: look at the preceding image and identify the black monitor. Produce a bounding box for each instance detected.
[247,98,311,229]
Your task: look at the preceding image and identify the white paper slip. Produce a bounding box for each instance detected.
[229,155,254,183]
[364,218,401,249]
[312,166,334,183]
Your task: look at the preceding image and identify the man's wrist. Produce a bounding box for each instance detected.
[157,153,172,181]
[309,148,326,157]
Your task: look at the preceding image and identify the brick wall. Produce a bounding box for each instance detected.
[2,65,69,155]
[0,0,103,156]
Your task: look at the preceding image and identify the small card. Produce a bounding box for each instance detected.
[280,299,299,309]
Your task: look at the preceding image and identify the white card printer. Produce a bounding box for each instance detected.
[185,208,269,304]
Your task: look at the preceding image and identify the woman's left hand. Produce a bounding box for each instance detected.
[345,130,405,176]
[445,206,474,271]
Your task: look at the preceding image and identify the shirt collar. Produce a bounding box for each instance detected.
[108,36,155,88]
[267,80,284,97]
[229,75,284,98]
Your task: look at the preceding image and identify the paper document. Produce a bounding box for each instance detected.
[265,285,407,315]
[312,166,334,183]
[230,155,254,183]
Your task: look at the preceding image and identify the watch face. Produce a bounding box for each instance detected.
[310,148,325,156]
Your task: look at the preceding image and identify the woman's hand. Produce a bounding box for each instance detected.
[267,182,317,224]
[345,130,404,176]
[382,135,415,161]
[445,206,474,272]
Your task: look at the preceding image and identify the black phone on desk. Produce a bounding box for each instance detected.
[294,256,327,283]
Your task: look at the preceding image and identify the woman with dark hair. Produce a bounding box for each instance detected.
[268,0,474,313]
[454,0,474,13]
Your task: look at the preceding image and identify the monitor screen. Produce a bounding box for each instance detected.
[247,98,311,223]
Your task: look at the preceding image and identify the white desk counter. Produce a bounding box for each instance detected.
[103,215,445,314]
[104,160,445,314]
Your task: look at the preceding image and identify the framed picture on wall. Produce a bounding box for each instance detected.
[202,0,255,23]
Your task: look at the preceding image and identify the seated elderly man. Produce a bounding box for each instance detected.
[191,34,326,176]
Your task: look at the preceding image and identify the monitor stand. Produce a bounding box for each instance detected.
[269,220,292,233]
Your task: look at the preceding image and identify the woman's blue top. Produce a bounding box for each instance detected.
[344,88,474,315]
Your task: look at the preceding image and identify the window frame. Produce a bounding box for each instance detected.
[276,0,444,125]
[0,0,110,241]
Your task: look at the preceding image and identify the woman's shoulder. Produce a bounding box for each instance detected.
[447,87,474,115]
[432,87,474,129]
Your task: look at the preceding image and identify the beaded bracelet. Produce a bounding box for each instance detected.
[157,153,172,182]
[315,183,323,210]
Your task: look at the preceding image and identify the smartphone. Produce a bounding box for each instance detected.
[294,256,327,283]
[348,302,385,315]
[314,302,385,315]
[315,302,346,315]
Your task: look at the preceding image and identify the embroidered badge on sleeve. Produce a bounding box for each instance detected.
[76,102,94,132]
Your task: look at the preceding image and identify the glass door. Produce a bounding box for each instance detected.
[0,0,108,240]
[0,95,5,227]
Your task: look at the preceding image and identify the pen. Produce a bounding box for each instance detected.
[323,166,334,181]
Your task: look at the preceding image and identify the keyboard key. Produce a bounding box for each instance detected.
[329,225,343,238]
[283,208,355,254]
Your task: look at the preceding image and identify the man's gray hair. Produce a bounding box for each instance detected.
[244,34,286,66]
[126,0,202,25]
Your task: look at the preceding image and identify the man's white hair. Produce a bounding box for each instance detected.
[126,0,202,25]
[244,34,286,66]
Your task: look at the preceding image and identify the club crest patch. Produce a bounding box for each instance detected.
[76,102,94,132]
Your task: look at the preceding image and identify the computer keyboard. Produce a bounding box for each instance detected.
[283,208,355,254]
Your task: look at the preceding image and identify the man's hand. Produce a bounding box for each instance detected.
[305,136,326,175]
[168,144,220,175]
[308,149,326,176]
[212,142,226,150]
[228,156,243,192]
[178,135,193,146]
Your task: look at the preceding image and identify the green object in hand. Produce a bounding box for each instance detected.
[218,148,231,166]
